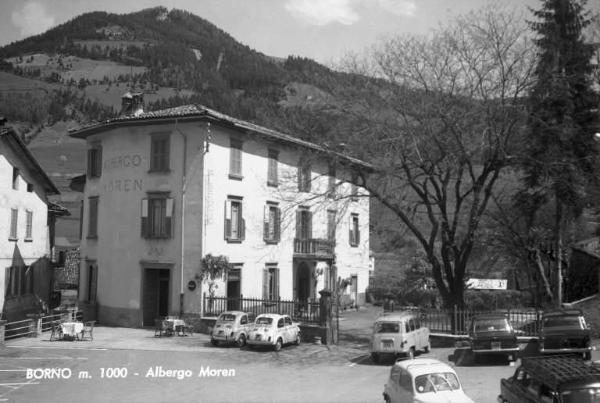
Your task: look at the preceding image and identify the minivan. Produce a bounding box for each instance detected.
[370,311,431,363]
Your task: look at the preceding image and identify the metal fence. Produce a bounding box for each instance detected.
[390,305,542,336]
[203,295,321,325]
[4,308,82,340]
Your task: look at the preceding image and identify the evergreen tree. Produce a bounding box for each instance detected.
[521,0,599,306]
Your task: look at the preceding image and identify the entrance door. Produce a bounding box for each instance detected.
[227,268,241,310]
[350,275,358,308]
[296,262,311,309]
[142,268,170,326]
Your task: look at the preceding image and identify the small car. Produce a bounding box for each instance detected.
[383,357,475,403]
[498,355,600,403]
[370,311,430,363]
[210,311,256,347]
[247,314,301,351]
[539,309,593,360]
[468,314,519,362]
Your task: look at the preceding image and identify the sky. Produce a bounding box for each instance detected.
[0,0,598,65]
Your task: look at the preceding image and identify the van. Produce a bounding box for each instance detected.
[370,311,431,363]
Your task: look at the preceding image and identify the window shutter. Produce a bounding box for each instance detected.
[295,210,301,239]
[263,205,269,241]
[224,200,231,239]
[165,198,174,238]
[307,211,313,239]
[275,268,280,299]
[141,198,148,238]
[87,149,93,178]
[349,215,354,245]
[275,207,281,242]
[356,227,360,245]
[239,202,245,240]
[263,269,269,300]
[97,146,103,176]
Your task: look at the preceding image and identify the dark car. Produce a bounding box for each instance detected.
[539,309,592,360]
[498,355,600,403]
[469,314,519,362]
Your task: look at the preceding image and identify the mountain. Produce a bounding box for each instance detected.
[0,6,364,244]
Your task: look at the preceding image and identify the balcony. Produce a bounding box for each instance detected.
[293,238,334,258]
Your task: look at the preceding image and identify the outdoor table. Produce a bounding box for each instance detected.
[61,321,84,340]
[163,318,188,336]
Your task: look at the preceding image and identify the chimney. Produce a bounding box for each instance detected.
[120,92,144,116]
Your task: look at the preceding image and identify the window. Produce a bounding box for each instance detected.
[327,162,336,198]
[150,134,170,172]
[350,172,359,201]
[349,214,360,246]
[141,193,174,239]
[267,149,278,186]
[263,203,281,243]
[87,143,102,178]
[25,210,33,240]
[6,265,33,297]
[12,167,19,190]
[295,208,312,240]
[327,210,336,242]
[278,318,284,328]
[9,208,18,240]
[229,139,243,179]
[87,263,98,303]
[285,316,292,326]
[87,196,99,238]
[224,197,245,241]
[263,264,280,300]
[297,159,311,192]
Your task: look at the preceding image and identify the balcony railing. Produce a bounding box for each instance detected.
[293,238,334,257]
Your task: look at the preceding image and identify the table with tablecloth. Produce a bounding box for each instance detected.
[60,322,84,340]
[163,318,189,336]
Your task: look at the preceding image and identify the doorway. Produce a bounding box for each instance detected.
[227,268,241,310]
[142,268,170,326]
[296,262,311,309]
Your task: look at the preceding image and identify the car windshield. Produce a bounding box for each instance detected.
[544,316,582,328]
[415,373,460,393]
[375,322,400,333]
[561,388,600,403]
[256,317,273,325]
[218,314,236,322]
[474,318,510,332]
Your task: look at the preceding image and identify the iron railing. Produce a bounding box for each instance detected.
[293,238,334,257]
[4,308,82,340]
[203,295,321,325]
[389,305,542,336]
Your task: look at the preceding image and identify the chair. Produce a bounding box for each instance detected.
[154,318,172,337]
[80,321,95,341]
[50,322,62,341]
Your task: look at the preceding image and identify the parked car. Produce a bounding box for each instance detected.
[383,357,475,403]
[370,311,430,363]
[210,311,256,347]
[539,309,593,360]
[468,313,520,362]
[498,355,600,403]
[247,314,301,351]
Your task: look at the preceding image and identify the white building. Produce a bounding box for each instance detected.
[70,98,371,327]
[1,121,63,320]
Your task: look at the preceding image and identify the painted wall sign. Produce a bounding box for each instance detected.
[187,281,197,291]
[103,154,142,170]
[103,179,143,192]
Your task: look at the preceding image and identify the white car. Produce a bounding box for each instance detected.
[247,314,301,351]
[210,311,256,347]
[383,358,475,403]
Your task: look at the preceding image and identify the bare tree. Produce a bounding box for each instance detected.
[331,5,536,310]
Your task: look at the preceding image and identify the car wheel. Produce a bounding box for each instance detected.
[274,338,283,352]
[584,351,592,361]
[295,333,301,345]
[237,334,246,348]
[210,339,219,347]
[407,347,415,360]
[371,352,380,364]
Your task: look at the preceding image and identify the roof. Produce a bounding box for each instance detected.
[376,311,419,321]
[543,309,583,317]
[48,201,70,216]
[472,313,509,320]
[521,356,600,390]
[68,104,373,170]
[395,358,456,377]
[0,126,59,195]
[256,313,287,318]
